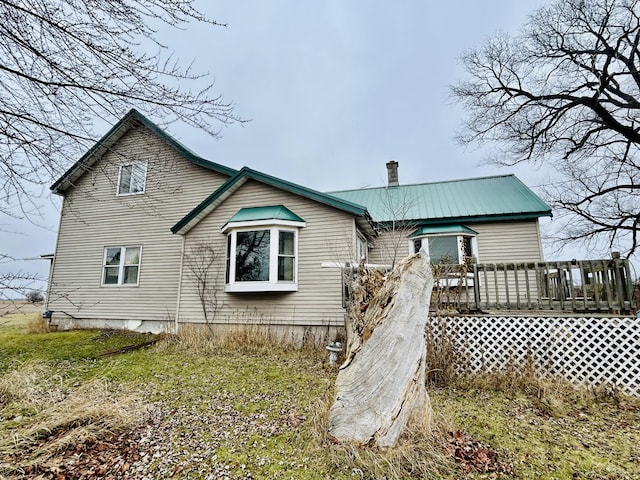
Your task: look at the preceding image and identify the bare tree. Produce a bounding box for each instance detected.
[453,0,640,257]
[0,0,241,297]
[374,187,420,269]
[184,241,223,331]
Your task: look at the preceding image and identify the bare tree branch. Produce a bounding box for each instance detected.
[453,0,640,257]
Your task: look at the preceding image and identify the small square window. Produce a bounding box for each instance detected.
[102,246,141,286]
[429,236,459,264]
[117,163,147,195]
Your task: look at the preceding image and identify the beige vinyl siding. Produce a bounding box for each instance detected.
[368,228,412,266]
[471,220,544,263]
[178,179,357,328]
[467,220,545,308]
[47,125,229,326]
[368,220,544,266]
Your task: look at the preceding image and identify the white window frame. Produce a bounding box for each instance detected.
[410,234,475,264]
[101,245,142,286]
[356,231,369,262]
[116,162,147,196]
[222,219,304,293]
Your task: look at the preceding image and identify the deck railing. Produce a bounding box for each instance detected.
[431,257,635,314]
[343,256,637,315]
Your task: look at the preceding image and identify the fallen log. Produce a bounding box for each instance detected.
[99,339,157,356]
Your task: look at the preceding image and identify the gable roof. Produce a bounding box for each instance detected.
[172,167,374,236]
[50,109,237,194]
[329,174,552,225]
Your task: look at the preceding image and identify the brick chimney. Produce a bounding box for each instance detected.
[386,160,399,186]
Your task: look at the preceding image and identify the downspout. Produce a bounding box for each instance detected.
[174,234,186,334]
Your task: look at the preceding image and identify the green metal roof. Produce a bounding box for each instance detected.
[51,109,236,194]
[172,167,374,235]
[410,224,478,237]
[328,175,551,224]
[228,205,305,223]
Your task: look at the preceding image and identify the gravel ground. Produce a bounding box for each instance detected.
[13,389,309,480]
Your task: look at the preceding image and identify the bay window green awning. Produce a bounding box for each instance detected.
[409,224,478,237]
[227,205,305,223]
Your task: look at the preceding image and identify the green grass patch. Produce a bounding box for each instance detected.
[0,313,157,371]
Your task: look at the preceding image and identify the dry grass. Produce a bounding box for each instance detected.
[424,320,630,422]
[309,387,455,479]
[0,361,147,475]
[157,323,330,363]
[2,310,638,479]
[425,318,458,386]
[25,314,51,334]
[0,300,42,317]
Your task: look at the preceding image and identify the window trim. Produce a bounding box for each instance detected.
[116,162,147,196]
[101,245,142,286]
[223,220,304,293]
[356,231,369,262]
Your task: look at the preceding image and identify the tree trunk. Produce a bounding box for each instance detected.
[328,249,434,447]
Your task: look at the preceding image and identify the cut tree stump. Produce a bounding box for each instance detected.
[328,249,434,447]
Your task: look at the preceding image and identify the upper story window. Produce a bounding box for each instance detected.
[222,206,305,293]
[102,246,141,286]
[410,225,477,264]
[117,162,147,195]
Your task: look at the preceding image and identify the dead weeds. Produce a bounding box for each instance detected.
[0,362,148,477]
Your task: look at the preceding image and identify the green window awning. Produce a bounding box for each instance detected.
[410,224,478,237]
[227,205,305,223]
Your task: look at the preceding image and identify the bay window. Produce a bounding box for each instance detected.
[222,206,305,292]
[410,225,477,264]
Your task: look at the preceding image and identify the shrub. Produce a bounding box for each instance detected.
[25,290,44,304]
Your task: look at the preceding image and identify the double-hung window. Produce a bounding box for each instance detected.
[102,246,141,286]
[222,206,305,292]
[117,162,147,195]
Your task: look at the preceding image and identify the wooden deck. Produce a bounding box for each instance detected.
[343,256,637,316]
[431,257,635,315]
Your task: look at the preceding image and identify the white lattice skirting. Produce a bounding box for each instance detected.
[428,316,640,397]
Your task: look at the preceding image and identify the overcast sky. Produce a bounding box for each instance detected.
[6,0,592,293]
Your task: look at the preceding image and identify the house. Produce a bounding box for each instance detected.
[44,109,551,337]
